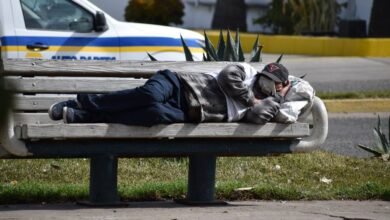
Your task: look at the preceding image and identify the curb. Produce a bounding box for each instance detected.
[203,31,390,57]
[324,98,390,113]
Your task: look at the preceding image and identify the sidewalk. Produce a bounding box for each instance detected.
[1,200,389,220]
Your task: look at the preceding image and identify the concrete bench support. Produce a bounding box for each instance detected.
[79,155,121,206]
[90,155,119,205]
[187,155,220,204]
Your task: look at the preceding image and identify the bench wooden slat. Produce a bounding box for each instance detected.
[14,113,58,125]
[2,60,255,77]
[6,76,146,93]
[21,123,310,139]
[14,95,74,110]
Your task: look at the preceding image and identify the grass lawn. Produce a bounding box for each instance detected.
[0,151,388,204]
[317,90,390,100]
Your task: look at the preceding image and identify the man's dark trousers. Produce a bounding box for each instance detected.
[77,70,188,126]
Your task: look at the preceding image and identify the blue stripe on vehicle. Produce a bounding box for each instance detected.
[0,36,201,47]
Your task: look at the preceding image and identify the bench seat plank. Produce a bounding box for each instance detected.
[6,76,146,93]
[21,123,310,139]
[14,95,74,111]
[14,113,56,125]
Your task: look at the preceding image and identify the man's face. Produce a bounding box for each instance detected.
[275,81,291,97]
[275,82,284,92]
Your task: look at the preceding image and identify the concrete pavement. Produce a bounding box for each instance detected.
[1,200,389,220]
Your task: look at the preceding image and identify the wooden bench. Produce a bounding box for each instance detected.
[0,59,328,206]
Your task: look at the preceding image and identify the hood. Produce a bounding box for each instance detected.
[113,21,204,43]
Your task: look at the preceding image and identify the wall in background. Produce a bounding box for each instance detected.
[89,0,373,33]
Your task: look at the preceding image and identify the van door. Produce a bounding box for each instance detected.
[11,0,119,60]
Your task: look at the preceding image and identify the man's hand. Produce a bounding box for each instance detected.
[245,97,280,124]
[252,97,262,105]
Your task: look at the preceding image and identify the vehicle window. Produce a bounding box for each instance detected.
[20,0,94,32]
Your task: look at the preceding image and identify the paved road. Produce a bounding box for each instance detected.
[324,112,390,157]
[1,200,389,220]
[261,55,390,92]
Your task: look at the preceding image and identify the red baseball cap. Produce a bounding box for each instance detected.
[260,63,289,83]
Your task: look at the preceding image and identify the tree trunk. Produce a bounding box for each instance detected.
[369,0,390,37]
[212,0,247,32]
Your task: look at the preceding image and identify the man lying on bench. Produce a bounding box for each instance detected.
[48,62,314,126]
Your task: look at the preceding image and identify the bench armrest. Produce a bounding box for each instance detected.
[291,96,328,152]
[0,111,30,157]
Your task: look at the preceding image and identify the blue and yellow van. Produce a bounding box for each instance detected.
[0,0,204,61]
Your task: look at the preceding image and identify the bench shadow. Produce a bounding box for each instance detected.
[233,123,290,137]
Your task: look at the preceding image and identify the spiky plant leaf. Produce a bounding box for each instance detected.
[356,144,382,157]
[216,30,225,60]
[276,54,284,63]
[238,44,245,61]
[250,45,262,62]
[235,29,245,62]
[206,50,216,61]
[250,35,260,58]
[202,53,208,61]
[299,74,307,79]
[147,52,158,61]
[373,128,386,153]
[377,115,381,133]
[388,116,390,150]
[373,115,389,153]
[227,29,238,61]
[180,35,194,61]
[383,136,389,153]
[379,130,389,153]
[238,47,245,61]
[224,30,238,61]
[206,50,214,61]
[234,29,240,55]
[379,127,389,153]
[204,31,218,61]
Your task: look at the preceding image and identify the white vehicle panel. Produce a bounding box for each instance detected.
[1,0,204,61]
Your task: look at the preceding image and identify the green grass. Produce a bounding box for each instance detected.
[0,151,389,204]
[317,90,390,99]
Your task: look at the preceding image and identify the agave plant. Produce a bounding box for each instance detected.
[357,116,389,161]
[148,29,263,62]
[202,29,263,62]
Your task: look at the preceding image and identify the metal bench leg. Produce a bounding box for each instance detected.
[176,155,226,205]
[79,155,126,206]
